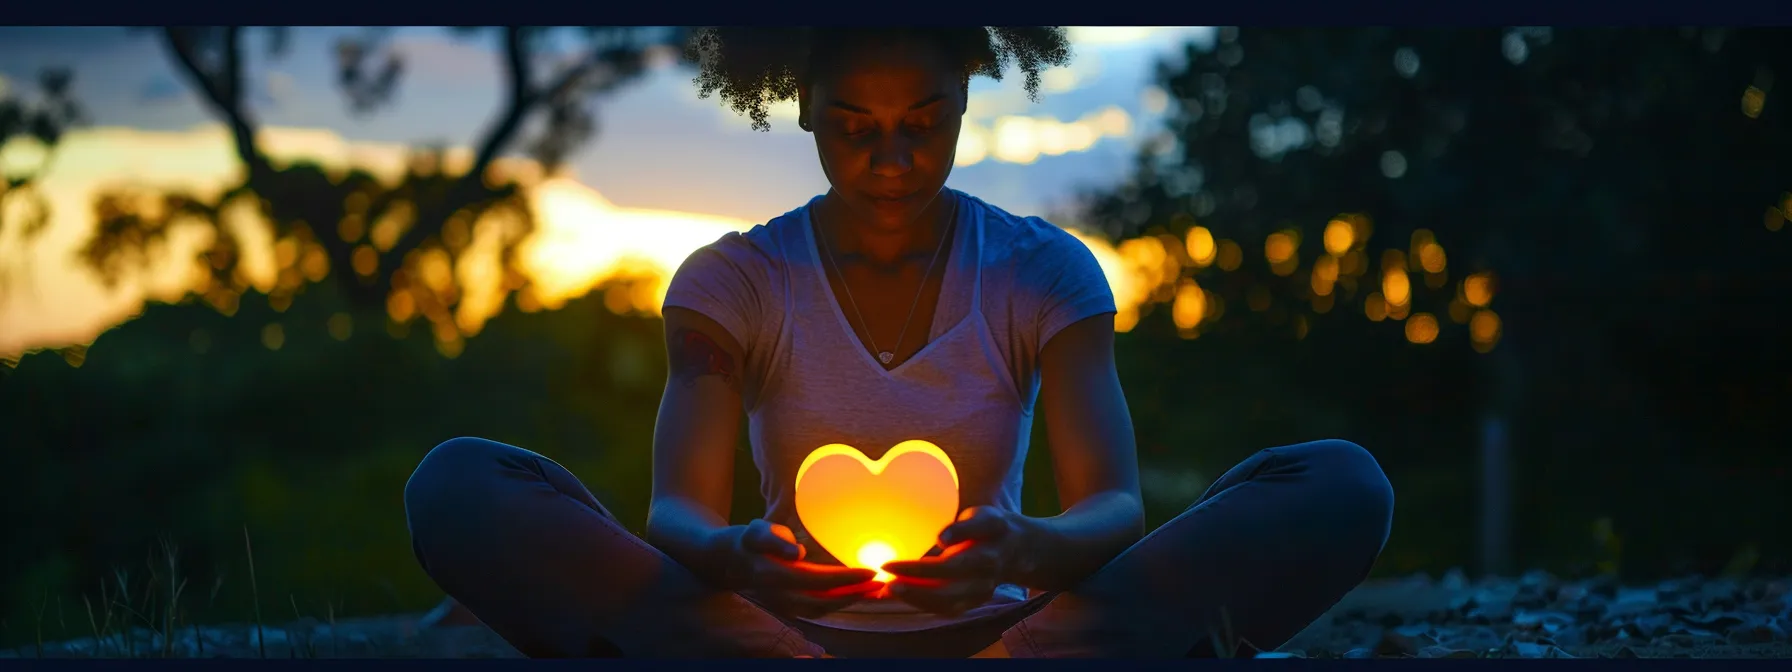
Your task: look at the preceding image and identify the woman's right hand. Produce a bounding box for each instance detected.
[722,519,881,618]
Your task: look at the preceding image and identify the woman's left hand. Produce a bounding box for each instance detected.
[881,506,1031,616]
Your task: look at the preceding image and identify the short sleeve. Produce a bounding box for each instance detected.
[1024,221,1118,351]
[662,231,775,354]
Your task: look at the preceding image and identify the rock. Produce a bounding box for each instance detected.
[1343,648,1375,659]
[1506,642,1577,659]
[1727,620,1787,644]
[1376,629,1436,656]
[1607,588,1660,617]
[1418,646,1479,658]
[1255,652,1303,659]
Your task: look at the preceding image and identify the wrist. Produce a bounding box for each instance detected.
[1003,512,1050,586]
[702,525,751,589]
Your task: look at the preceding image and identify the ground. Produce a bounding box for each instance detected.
[7,572,1790,658]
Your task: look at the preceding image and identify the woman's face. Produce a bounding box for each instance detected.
[801,39,965,234]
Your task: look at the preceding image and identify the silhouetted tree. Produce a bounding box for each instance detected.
[76,27,688,350]
[0,67,83,314]
[1081,27,1792,575]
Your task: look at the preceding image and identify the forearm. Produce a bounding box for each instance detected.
[645,496,745,589]
[1009,489,1146,591]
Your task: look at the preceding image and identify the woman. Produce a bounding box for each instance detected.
[403,27,1395,659]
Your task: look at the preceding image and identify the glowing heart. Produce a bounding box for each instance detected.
[794,440,960,582]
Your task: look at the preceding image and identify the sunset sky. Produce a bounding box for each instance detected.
[0,27,1216,356]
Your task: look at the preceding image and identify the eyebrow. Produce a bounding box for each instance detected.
[828,93,948,115]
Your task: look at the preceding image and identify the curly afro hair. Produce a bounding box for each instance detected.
[688,27,1073,132]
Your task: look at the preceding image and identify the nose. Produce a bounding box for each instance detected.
[869,134,913,178]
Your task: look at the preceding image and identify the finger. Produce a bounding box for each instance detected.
[939,507,1007,546]
[767,522,808,561]
[764,559,878,591]
[883,546,993,580]
[743,520,803,560]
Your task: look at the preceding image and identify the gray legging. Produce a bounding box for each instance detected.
[403,438,1394,658]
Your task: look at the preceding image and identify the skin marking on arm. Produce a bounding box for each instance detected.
[669,327,742,394]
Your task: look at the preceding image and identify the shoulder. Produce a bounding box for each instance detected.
[963,194,1110,292]
[672,203,807,286]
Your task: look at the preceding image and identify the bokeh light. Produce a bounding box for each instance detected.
[1742,85,1766,119]
[1217,239,1243,271]
[1383,269,1412,307]
[1464,272,1496,307]
[1405,313,1439,344]
[1470,309,1503,353]
[1185,226,1216,267]
[1323,218,1356,255]
[261,323,285,351]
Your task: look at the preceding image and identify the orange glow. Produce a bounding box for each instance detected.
[352,245,379,277]
[857,541,898,583]
[338,215,365,243]
[1406,313,1439,344]
[1185,226,1216,267]
[301,245,330,282]
[1381,249,1406,273]
[387,290,416,323]
[1114,308,1139,332]
[1312,291,1335,314]
[1217,239,1243,271]
[1365,292,1388,322]
[0,123,1524,359]
[1323,219,1355,256]
[1265,232,1296,264]
[795,441,960,582]
[1464,273,1495,307]
[1418,242,1447,273]
[1449,298,1472,324]
[1383,269,1412,306]
[1340,249,1366,277]
[1470,309,1502,353]
[1767,206,1785,232]
[1172,280,1206,330]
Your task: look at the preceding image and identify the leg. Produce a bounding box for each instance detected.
[403,437,824,658]
[1001,439,1395,658]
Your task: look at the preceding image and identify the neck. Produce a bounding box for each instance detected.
[820,190,955,268]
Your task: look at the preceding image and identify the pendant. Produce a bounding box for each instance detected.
[878,351,895,364]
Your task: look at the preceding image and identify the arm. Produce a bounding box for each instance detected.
[645,307,880,608]
[883,312,1143,606]
[1006,311,1145,591]
[643,306,751,588]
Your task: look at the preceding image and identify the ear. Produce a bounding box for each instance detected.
[796,84,815,132]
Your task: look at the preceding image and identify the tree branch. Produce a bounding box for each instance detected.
[378,27,538,270]
[160,27,271,185]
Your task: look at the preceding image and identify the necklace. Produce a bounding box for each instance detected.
[817,194,957,367]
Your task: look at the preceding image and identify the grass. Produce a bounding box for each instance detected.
[14,527,294,659]
[7,527,474,660]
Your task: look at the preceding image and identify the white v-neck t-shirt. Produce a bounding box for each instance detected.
[663,190,1116,632]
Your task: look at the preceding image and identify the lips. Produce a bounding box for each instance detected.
[867,189,921,204]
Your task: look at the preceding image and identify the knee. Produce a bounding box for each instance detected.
[1293,439,1395,538]
[404,437,525,527]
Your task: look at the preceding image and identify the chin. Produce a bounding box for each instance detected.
[849,191,940,231]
